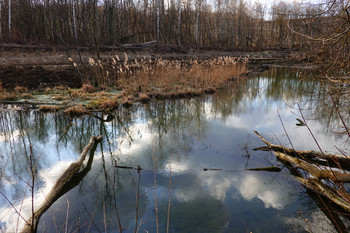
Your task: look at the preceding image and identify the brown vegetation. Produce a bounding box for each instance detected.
[64,106,88,117]
[0,93,17,101]
[81,84,96,93]
[99,99,119,110]
[39,105,61,113]
[0,56,248,114]
[139,93,151,103]
[14,86,28,94]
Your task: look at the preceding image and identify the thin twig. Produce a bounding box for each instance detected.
[167,154,172,233]
[65,200,70,233]
[113,160,123,233]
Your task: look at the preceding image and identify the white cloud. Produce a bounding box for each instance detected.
[239,173,291,209]
[0,160,73,232]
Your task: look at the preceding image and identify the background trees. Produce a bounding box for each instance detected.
[0,0,348,55]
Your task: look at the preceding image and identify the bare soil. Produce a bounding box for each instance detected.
[0,43,298,91]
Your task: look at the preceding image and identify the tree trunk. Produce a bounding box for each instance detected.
[8,0,11,38]
[72,0,78,43]
[177,0,181,45]
[0,1,2,40]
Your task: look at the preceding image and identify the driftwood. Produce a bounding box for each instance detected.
[254,130,350,216]
[21,135,103,233]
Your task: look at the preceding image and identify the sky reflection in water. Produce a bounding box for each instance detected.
[0,67,348,232]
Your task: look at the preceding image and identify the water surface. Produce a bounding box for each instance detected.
[0,68,349,232]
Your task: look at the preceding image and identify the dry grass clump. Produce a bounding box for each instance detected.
[0,92,18,101]
[52,85,68,92]
[122,98,133,108]
[139,93,151,103]
[69,88,88,100]
[81,84,95,93]
[99,99,119,110]
[20,93,33,99]
[14,86,28,94]
[44,87,53,93]
[64,105,88,117]
[39,105,61,113]
[51,94,69,101]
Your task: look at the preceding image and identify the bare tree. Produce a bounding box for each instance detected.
[0,0,2,40]
[8,0,11,37]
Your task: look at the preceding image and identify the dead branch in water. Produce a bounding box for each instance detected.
[21,135,103,233]
[253,130,350,166]
[254,130,350,214]
[274,152,350,183]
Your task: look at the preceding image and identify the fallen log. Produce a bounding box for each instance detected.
[21,135,103,233]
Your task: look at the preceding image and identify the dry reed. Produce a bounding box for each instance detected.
[83,55,247,98]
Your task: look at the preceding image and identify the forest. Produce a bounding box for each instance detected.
[0,0,348,55]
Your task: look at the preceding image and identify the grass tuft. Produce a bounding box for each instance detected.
[139,93,151,103]
[122,98,133,108]
[99,99,119,110]
[39,105,61,113]
[81,84,96,93]
[64,106,88,117]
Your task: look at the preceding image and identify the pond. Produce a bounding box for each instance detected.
[0,67,349,232]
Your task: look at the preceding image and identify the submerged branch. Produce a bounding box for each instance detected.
[21,135,103,233]
[296,177,350,212]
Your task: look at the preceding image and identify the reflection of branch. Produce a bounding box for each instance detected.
[0,191,30,226]
[21,136,102,233]
[113,160,123,233]
[116,114,133,142]
[167,154,172,233]
[91,111,115,122]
